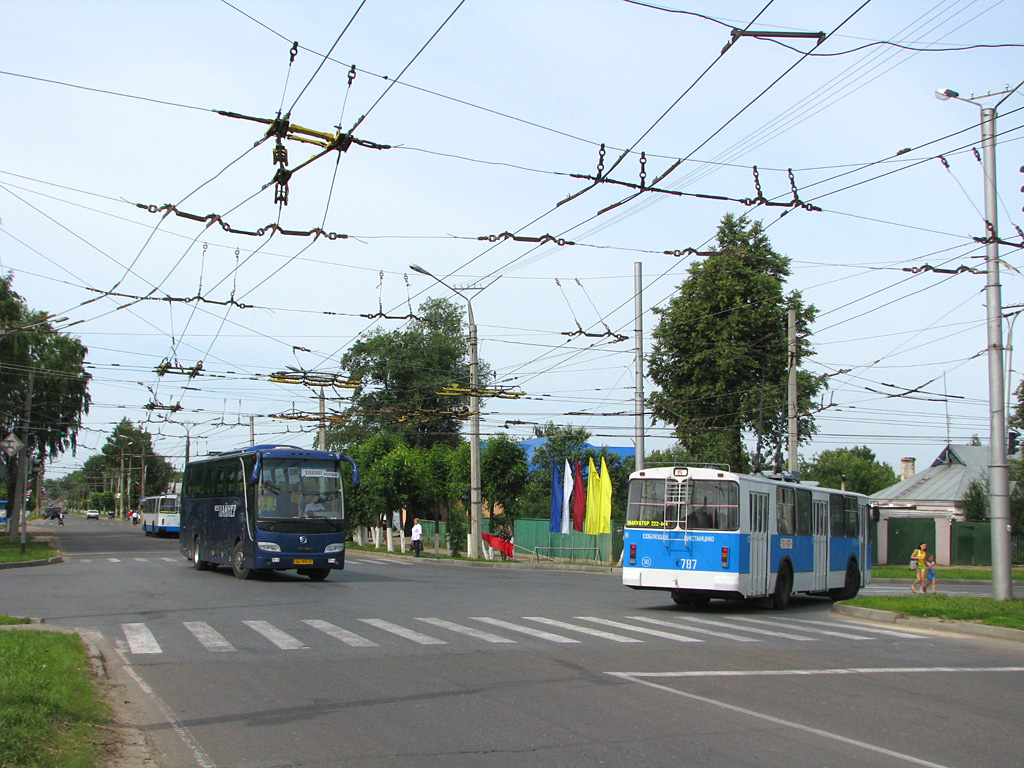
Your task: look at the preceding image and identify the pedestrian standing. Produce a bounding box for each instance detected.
[925,554,938,594]
[411,518,423,557]
[911,542,928,593]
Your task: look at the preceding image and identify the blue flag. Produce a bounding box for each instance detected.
[550,462,564,532]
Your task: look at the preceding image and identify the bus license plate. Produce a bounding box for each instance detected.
[294,558,314,565]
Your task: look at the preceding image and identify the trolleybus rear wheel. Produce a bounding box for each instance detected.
[831,561,860,601]
[771,563,793,610]
[671,590,710,607]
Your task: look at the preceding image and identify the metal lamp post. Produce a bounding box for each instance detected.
[410,263,482,559]
[936,87,1013,599]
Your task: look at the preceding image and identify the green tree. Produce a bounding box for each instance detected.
[480,435,528,529]
[89,490,115,512]
[96,420,176,512]
[646,214,822,473]
[800,446,898,495]
[331,298,490,449]
[964,464,1024,533]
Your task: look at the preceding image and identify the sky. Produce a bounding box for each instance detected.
[1,0,1023,481]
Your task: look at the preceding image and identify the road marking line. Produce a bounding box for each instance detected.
[359,619,447,644]
[731,616,873,640]
[107,558,121,563]
[577,616,702,642]
[133,557,149,562]
[683,615,814,641]
[302,620,378,647]
[242,620,308,650]
[122,623,162,654]
[183,621,236,652]
[809,620,928,638]
[524,616,643,643]
[608,669,982,768]
[470,617,580,643]
[627,615,758,642]
[160,557,178,562]
[417,618,516,643]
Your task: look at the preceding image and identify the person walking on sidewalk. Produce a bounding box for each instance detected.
[911,542,929,594]
[924,554,938,594]
[411,518,423,557]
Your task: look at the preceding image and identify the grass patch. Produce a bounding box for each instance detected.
[0,535,58,564]
[0,615,31,626]
[871,565,1024,581]
[846,594,1024,630]
[0,631,112,768]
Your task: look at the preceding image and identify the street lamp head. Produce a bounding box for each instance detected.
[409,263,430,277]
[935,88,959,101]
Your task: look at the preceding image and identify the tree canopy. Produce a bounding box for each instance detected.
[331,298,490,449]
[799,445,898,495]
[646,214,822,472]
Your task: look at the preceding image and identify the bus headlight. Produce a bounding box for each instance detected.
[258,542,281,552]
[324,543,345,553]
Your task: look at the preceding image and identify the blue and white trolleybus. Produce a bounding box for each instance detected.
[623,465,870,608]
[140,494,180,537]
[180,444,358,581]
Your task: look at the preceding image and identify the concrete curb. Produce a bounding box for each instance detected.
[351,548,619,574]
[832,603,1024,643]
[0,555,63,570]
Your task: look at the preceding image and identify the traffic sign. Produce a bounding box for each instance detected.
[1,433,24,457]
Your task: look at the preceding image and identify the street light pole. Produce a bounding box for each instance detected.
[411,263,483,559]
[937,87,1013,599]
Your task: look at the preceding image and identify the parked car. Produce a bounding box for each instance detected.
[85,509,100,520]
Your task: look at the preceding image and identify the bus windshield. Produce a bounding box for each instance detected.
[258,458,343,521]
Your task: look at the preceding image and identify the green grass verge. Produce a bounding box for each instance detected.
[0,631,112,768]
[0,615,32,626]
[871,565,1024,581]
[845,594,1024,630]
[0,535,58,564]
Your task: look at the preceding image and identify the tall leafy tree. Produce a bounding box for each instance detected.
[331,298,490,449]
[800,446,897,495]
[647,214,822,472]
[480,435,528,528]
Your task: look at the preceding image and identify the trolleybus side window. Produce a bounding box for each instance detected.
[777,487,795,534]
[844,496,860,538]
[829,493,845,537]
[795,489,813,535]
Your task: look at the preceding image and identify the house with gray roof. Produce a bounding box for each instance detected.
[870,444,989,565]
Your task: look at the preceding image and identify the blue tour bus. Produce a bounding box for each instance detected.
[623,466,870,608]
[140,494,180,537]
[180,444,358,581]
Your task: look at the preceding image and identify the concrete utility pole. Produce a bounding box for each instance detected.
[318,388,326,451]
[787,307,798,474]
[634,262,645,472]
[13,365,34,552]
[936,86,1015,600]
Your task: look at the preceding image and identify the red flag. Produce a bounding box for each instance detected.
[572,459,586,532]
[481,532,514,558]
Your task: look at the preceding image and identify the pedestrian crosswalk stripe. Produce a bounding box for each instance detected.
[796,618,929,639]
[242,620,308,650]
[683,615,815,641]
[524,616,643,643]
[359,618,447,645]
[417,618,516,643]
[733,616,872,640]
[302,620,378,647]
[183,621,236,652]
[107,558,121,563]
[628,615,758,642]
[160,557,178,562]
[470,617,580,643]
[577,616,702,643]
[122,623,162,654]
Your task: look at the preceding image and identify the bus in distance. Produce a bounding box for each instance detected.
[622,465,870,609]
[140,494,180,537]
[180,444,358,581]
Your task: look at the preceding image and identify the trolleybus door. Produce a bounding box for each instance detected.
[812,499,829,591]
[748,491,770,597]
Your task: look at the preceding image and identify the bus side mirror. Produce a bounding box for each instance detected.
[341,454,359,489]
[250,456,262,485]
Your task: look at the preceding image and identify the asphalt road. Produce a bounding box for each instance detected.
[7,515,1024,768]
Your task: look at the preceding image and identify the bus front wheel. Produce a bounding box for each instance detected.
[303,568,330,582]
[192,538,208,571]
[231,543,252,580]
[771,564,793,610]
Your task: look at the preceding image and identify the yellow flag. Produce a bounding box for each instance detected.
[584,458,600,535]
[598,457,612,534]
